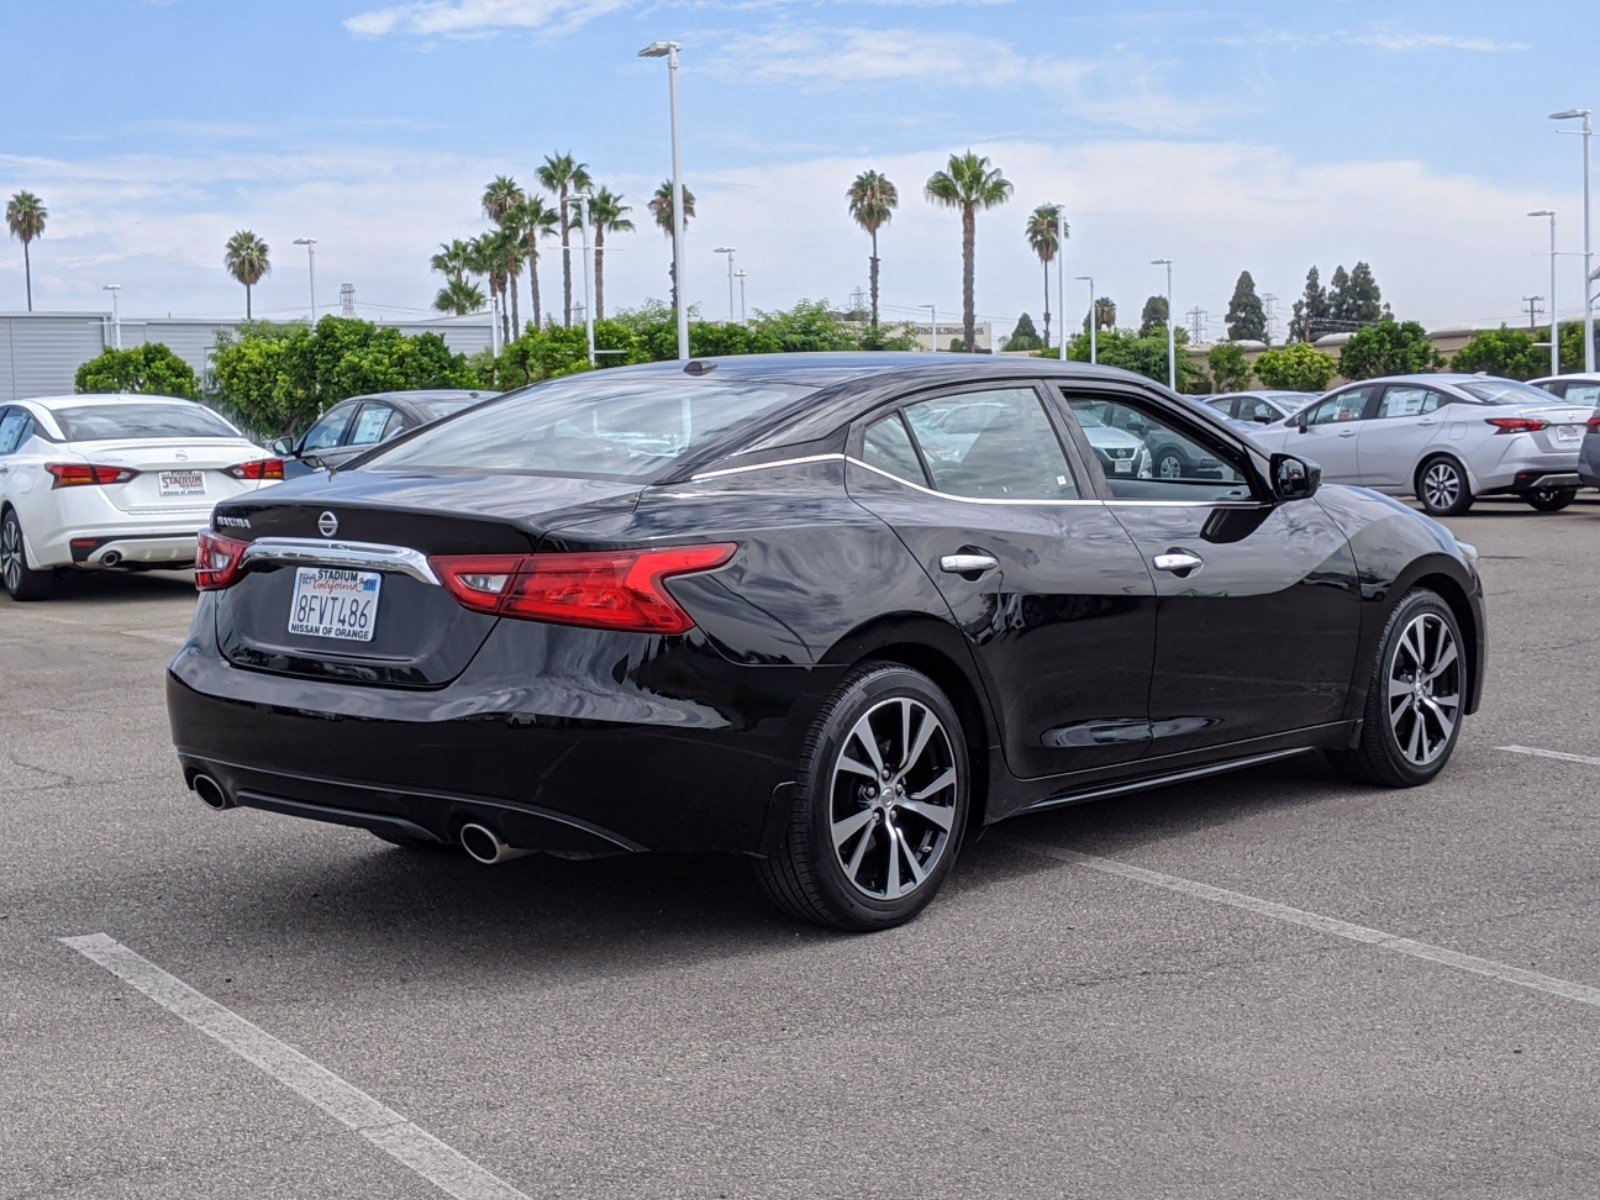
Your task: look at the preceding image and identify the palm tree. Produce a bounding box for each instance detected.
[648,180,695,311]
[536,152,592,327]
[481,176,525,334]
[223,230,271,319]
[430,238,472,286]
[6,191,47,312]
[923,151,1013,353]
[467,232,510,344]
[433,277,486,316]
[1024,204,1065,351]
[846,171,898,330]
[587,187,633,321]
[513,197,558,329]
[1092,296,1117,333]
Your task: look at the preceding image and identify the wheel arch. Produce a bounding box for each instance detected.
[1405,567,1485,716]
[1413,449,1480,499]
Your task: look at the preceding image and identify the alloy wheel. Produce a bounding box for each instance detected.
[1422,462,1460,511]
[830,697,959,900]
[1,517,22,595]
[1157,454,1184,480]
[1387,612,1461,767]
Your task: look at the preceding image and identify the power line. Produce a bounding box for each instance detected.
[1521,295,1545,329]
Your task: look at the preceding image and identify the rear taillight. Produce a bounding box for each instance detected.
[1588,415,1600,435]
[1485,417,1548,434]
[431,544,737,634]
[45,463,137,487]
[226,458,285,481]
[195,530,250,591]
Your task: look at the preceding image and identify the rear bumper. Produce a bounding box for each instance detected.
[70,531,199,566]
[1473,446,1581,494]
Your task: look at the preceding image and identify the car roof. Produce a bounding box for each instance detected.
[339,389,500,404]
[21,393,201,410]
[1531,374,1600,384]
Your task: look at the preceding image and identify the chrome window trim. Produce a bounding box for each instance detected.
[238,537,441,586]
[690,453,846,481]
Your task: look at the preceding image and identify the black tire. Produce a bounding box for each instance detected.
[370,830,458,853]
[1524,487,1577,513]
[1329,588,1465,787]
[1155,447,1189,481]
[754,663,971,931]
[1,509,54,601]
[1415,456,1474,517]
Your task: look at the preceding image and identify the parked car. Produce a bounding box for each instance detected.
[169,355,1485,930]
[1530,375,1600,490]
[1249,374,1590,515]
[1205,391,1319,426]
[271,389,498,477]
[0,394,282,600]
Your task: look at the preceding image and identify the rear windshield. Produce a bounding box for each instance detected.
[54,403,240,441]
[369,373,813,479]
[1455,379,1560,405]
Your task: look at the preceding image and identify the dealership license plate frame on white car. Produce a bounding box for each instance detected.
[1556,424,1583,444]
[158,470,207,498]
[287,567,382,642]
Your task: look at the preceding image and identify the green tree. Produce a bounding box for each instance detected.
[847,169,899,331]
[1325,265,1352,326]
[1024,204,1064,350]
[587,187,633,322]
[1006,312,1042,351]
[1207,341,1252,392]
[481,175,525,334]
[1338,319,1444,380]
[1253,341,1339,392]
[6,190,47,312]
[223,230,270,319]
[1290,266,1328,343]
[75,343,201,399]
[647,180,695,311]
[1138,294,1169,338]
[1084,296,1117,333]
[537,152,592,327]
[430,238,472,286]
[1451,326,1546,380]
[1558,320,1595,373]
[1063,328,1204,391]
[433,277,486,316]
[924,151,1013,354]
[1225,270,1268,342]
[1344,261,1385,324]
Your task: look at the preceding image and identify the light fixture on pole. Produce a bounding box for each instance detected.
[1550,108,1594,372]
[921,304,937,353]
[1048,203,1067,363]
[102,284,122,350]
[1074,276,1096,364]
[713,247,736,321]
[293,237,318,321]
[567,193,597,366]
[1529,210,1559,375]
[639,40,689,362]
[734,269,748,323]
[1151,258,1175,389]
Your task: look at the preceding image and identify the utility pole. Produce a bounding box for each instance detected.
[339,283,356,318]
[1522,295,1545,329]
[1262,293,1280,343]
[735,269,748,323]
[1186,307,1207,342]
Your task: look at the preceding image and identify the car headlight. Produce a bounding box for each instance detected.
[1456,540,1479,572]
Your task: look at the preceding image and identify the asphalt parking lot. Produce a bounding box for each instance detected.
[3,496,1599,1200]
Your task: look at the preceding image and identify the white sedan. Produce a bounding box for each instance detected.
[0,393,282,600]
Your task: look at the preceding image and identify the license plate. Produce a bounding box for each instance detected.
[1114,458,1134,474]
[1555,424,1582,443]
[287,568,381,642]
[159,470,206,497]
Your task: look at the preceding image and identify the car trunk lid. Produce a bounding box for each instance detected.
[70,438,267,514]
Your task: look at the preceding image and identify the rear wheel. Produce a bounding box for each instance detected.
[1,509,54,601]
[1524,486,1577,512]
[1416,457,1473,517]
[754,663,969,931]
[1155,447,1189,480]
[1330,588,1465,787]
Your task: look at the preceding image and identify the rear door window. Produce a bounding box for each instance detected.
[860,412,929,485]
[1374,386,1443,419]
[0,409,26,455]
[900,388,1079,500]
[1561,383,1600,406]
[347,403,397,447]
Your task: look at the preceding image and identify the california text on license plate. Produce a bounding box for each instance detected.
[1556,424,1582,443]
[288,567,381,642]
[158,470,206,497]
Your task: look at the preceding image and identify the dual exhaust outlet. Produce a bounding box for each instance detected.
[191,774,526,865]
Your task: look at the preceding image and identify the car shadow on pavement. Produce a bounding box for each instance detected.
[29,569,196,603]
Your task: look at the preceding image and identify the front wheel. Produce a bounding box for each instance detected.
[1416,457,1474,517]
[1,510,54,601]
[1525,486,1577,513]
[1329,588,1465,787]
[1155,448,1189,480]
[754,664,970,931]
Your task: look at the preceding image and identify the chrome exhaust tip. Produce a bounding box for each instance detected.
[101,550,122,567]
[192,773,233,811]
[458,822,530,865]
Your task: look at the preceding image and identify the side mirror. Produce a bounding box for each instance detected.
[1271,453,1320,502]
[268,436,293,457]
[1252,413,1274,425]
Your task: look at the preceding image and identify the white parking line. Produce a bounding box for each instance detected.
[59,934,530,1200]
[1008,842,1600,1009]
[1498,745,1600,768]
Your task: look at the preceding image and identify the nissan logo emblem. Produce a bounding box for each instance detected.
[317,511,339,538]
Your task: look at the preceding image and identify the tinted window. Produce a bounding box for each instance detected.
[1065,395,1250,501]
[411,396,487,421]
[53,403,238,442]
[0,409,27,455]
[371,373,812,480]
[348,404,395,446]
[1302,388,1372,426]
[1561,383,1600,407]
[1375,386,1442,419]
[900,388,1077,501]
[1236,396,1282,423]
[1204,397,1237,415]
[300,406,355,453]
[860,412,928,485]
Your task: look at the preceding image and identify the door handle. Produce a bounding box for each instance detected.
[939,552,998,575]
[1153,551,1203,574]
[1337,429,1358,438]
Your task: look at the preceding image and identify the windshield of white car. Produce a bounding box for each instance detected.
[1455,379,1562,405]
[53,403,241,441]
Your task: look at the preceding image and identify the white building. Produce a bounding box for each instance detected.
[909,321,992,353]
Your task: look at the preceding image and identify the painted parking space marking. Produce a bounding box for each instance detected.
[59,934,530,1200]
[1498,745,1600,768]
[1009,842,1600,1010]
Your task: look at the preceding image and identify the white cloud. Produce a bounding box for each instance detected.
[1214,26,1529,54]
[343,0,628,39]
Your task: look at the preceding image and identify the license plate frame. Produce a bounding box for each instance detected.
[1555,424,1583,444]
[287,567,382,642]
[158,470,207,498]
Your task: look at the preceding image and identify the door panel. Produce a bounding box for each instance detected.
[1358,385,1446,490]
[1287,386,1377,483]
[848,386,1158,777]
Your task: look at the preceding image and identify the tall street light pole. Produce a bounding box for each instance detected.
[102,284,122,350]
[714,246,736,321]
[921,304,937,353]
[1075,276,1096,364]
[567,193,596,366]
[734,269,747,323]
[639,41,689,362]
[1152,258,1175,389]
[293,237,318,321]
[1550,109,1594,372]
[1049,203,1067,362]
[1529,210,1559,375]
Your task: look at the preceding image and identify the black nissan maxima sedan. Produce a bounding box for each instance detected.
[169,354,1486,930]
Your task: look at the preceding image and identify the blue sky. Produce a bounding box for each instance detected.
[2,0,1596,338]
